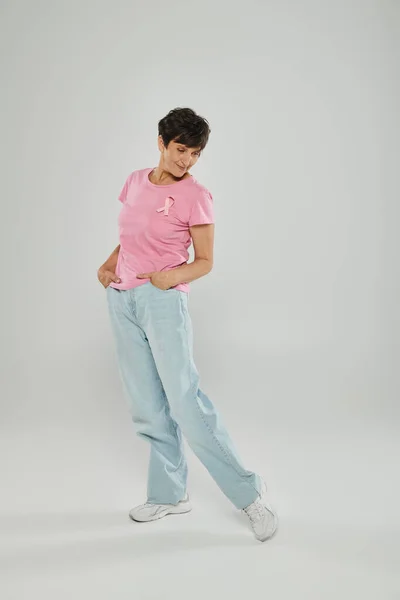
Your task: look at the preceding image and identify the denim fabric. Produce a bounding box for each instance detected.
[106,282,261,509]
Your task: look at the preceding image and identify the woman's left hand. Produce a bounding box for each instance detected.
[136,271,176,290]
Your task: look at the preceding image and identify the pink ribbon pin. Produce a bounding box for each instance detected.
[156,196,175,216]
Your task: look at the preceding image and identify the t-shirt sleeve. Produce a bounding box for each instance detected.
[118,172,134,204]
[188,189,214,226]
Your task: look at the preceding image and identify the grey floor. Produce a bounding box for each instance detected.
[0,413,398,599]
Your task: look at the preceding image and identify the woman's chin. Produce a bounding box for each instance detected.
[175,167,187,178]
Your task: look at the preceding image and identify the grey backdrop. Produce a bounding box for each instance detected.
[1,1,399,598]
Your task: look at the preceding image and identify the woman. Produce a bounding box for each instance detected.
[97,107,278,542]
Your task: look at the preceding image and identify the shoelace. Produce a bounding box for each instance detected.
[243,499,265,524]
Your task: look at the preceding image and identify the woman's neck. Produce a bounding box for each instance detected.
[150,167,191,185]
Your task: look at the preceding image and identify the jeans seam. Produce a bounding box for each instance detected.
[162,386,186,474]
[193,397,253,481]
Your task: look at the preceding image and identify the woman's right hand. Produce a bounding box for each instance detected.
[97,267,121,288]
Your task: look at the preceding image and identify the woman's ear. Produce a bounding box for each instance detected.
[157,135,165,153]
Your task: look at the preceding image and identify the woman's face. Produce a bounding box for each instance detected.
[158,136,201,178]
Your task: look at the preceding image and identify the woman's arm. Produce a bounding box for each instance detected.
[136,224,214,289]
[172,224,214,285]
[97,245,121,287]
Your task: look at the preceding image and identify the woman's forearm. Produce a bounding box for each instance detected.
[170,258,212,286]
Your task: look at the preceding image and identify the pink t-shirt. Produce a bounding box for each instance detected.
[109,167,214,293]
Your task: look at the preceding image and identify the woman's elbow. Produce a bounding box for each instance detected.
[204,259,213,274]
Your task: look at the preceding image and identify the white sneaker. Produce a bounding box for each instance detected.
[129,494,192,522]
[242,480,278,542]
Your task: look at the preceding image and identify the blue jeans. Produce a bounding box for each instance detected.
[106,282,261,510]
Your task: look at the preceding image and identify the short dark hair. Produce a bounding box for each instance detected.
[158,108,211,151]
